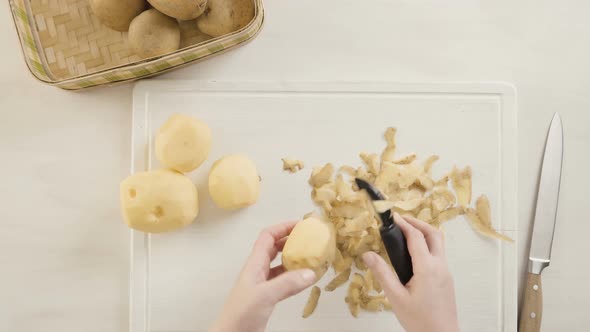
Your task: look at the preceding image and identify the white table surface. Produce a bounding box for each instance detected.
[1,1,588,331]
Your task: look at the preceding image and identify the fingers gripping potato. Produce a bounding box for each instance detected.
[281,217,336,279]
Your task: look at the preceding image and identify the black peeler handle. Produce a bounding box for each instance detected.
[380,223,413,285]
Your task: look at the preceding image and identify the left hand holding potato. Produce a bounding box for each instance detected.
[210,221,317,332]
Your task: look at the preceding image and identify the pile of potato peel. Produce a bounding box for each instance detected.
[290,127,513,318]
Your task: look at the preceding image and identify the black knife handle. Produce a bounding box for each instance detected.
[380,223,413,285]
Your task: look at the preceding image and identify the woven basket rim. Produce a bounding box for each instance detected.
[9,0,264,87]
[61,19,265,91]
[10,0,51,83]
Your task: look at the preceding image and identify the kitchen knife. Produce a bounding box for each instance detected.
[519,113,564,332]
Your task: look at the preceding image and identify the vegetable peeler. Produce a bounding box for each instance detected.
[355,178,414,285]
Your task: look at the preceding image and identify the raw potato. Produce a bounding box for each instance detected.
[282,217,336,279]
[90,0,146,32]
[208,154,260,210]
[148,0,208,20]
[197,0,255,37]
[179,20,213,48]
[120,169,199,233]
[302,286,321,318]
[155,114,212,173]
[129,9,181,59]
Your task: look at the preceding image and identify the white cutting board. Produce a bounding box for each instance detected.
[130,81,518,332]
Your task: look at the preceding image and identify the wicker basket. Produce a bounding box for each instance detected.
[9,0,264,90]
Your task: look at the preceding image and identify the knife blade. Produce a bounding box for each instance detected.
[519,113,564,332]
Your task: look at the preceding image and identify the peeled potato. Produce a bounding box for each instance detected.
[282,217,336,279]
[148,0,208,20]
[129,9,181,59]
[90,0,146,32]
[208,154,260,210]
[120,169,198,233]
[197,0,255,37]
[155,114,212,173]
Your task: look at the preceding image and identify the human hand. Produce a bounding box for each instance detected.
[209,221,317,332]
[363,213,459,332]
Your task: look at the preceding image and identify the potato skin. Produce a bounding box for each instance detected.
[208,155,260,210]
[197,0,254,37]
[282,217,336,279]
[148,0,208,20]
[179,20,213,48]
[155,114,212,173]
[120,169,199,233]
[90,0,146,32]
[129,9,181,59]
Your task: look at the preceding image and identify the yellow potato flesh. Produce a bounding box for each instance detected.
[282,217,336,279]
[120,169,199,233]
[155,114,212,173]
[208,154,260,210]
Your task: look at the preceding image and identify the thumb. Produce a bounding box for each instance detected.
[263,269,317,303]
[362,252,408,306]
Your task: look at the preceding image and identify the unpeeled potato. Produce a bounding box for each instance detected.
[155,114,212,173]
[208,154,260,210]
[282,217,336,279]
[148,0,208,20]
[197,0,255,37]
[129,9,181,59]
[120,169,199,233]
[179,20,213,48]
[90,0,146,32]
